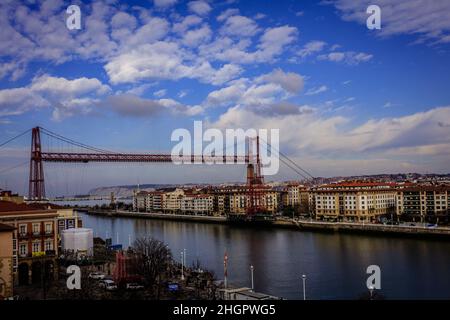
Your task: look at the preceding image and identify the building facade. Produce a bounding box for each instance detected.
[181,194,214,215]
[0,201,59,286]
[0,223,14,299]
[397,185,450,223]
[311,182,397,222]
[133,191,163,212]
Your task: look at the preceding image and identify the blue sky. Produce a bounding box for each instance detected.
[1,0,450,196]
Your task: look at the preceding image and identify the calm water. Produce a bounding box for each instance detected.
[79,212,450,300]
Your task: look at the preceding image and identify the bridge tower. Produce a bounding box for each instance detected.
[246,136,267,215]
[29,127,45,201]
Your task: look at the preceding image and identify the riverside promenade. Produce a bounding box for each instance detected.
[80,209,450,239]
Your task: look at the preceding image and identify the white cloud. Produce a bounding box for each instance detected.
[210,105,450,173]
[217,8,240,22]
[205,69,304,110]
[220,15,259,37]
[178,90,188,98]
[172,15,203,33]
[257,26,298,60]
[298,40,327,58]
[0,87,49,117]
[0,75,110,120]
[328,0,450,44]
[104,41,242,85]
[256,69,304,94]
[254,13,266,20]
[188,1,212,16]
[318,51,373,65]
[154,89,167,98]
[30,75,111,97]
[182,24,212,47]
[305,85,328,96]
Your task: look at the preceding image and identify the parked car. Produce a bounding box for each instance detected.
[409,223,416,226]
[88,272,105,280]
[126,283,144,290]
[99,279,118,291]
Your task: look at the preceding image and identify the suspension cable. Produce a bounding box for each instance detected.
[259,137,314,180]
[0,160,29,175]
[0,129,31,149]
[39,127,116,154]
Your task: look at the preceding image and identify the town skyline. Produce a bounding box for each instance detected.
[1,0,450,195]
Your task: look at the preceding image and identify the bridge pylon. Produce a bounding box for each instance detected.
[29,127,45,201]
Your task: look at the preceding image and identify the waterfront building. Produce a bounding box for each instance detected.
[131,185,283,216]
[162,188,185,213]
[311,182,397,222]
[281,183,310,215]
[147,191,163,211]
[133,190,147,211]
[0,223,15,299]
[181,194,214,215]
[396,185,450,223]
[0,201,59,286]
[133,190,163,212]
[228,186,280,215]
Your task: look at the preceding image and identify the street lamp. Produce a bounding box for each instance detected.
[369,285,374,300]
[301,274,307,300]
[181,251,185,280]
[250,265,254,291]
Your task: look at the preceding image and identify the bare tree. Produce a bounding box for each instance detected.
[130,237,172,290]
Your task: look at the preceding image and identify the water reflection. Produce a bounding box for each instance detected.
[80,213,450,300]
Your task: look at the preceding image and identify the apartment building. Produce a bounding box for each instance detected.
[281,183,310,215]
[133,190,163,212]
[0,223,14,299]
[311,182,397,222]
[228,186,280,215]
[162,188,185,213]
[181,194,214,215]
[132,186,281,216]
[0,201,59,286]
[397,185,450,223]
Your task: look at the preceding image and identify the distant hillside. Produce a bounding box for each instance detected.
[88,184,173,198]
[87,183,214,198]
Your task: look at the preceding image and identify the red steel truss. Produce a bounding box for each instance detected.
[41,152,249,163]
[28,127,269,216]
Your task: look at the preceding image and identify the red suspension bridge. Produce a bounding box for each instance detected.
[2,126,314,216]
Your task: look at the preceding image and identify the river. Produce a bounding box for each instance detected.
[79,212,450,300]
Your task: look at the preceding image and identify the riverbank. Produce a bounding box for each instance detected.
[79,209,450,239]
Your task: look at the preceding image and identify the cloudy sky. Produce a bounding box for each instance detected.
[1,0,450,196]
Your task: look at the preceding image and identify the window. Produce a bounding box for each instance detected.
[32,223,40,235]
[19,224,27,235]
[45,241,53,251]
[45,223,52,234]
[19,243,27,256]
[32,242,40,253]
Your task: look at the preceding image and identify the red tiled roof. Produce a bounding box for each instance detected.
[0,201,57,216]
[28,202,66,210]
